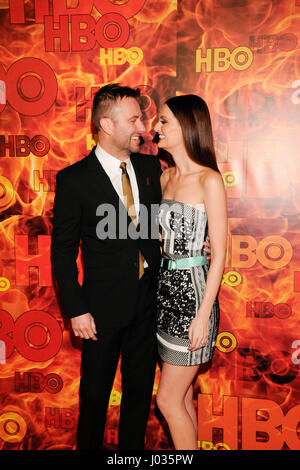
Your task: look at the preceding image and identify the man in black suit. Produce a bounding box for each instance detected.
[51,84,162,450]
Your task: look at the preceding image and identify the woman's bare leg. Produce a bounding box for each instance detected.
[185,384,197,433]
[156,361,200,450]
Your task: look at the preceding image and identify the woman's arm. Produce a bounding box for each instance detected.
[188,170,227,351]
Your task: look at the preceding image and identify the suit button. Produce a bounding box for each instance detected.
[133,261,138,268]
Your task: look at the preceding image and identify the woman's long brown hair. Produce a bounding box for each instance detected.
[164,94,220,173]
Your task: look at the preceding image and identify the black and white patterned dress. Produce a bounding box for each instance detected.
[157,199,220,366]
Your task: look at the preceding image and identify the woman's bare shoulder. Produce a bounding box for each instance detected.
[160,166,174,183]
[199,167,223,188]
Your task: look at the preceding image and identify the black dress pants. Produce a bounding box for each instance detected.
[76,269,157,450]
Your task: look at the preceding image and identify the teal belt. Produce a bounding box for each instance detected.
[160,255,208,270]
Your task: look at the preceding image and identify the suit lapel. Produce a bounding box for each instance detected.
[130,153,147,211]
[87,148,154,233]
[86,149,121,208]
[87,148,146,229]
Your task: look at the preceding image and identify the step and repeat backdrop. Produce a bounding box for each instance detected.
[0,0,299,451]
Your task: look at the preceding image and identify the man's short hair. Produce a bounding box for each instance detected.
[92,83,141,131]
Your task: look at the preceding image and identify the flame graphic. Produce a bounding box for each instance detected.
[175,0,300,450]
[0,0,177,451]
[0,0,300,450]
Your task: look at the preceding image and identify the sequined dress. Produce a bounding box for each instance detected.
[157,199,220,366]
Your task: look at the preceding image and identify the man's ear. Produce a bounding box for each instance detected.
[99,117,113,135]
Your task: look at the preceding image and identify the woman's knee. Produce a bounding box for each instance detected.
[156,388,172,417]
[184,386,194,407]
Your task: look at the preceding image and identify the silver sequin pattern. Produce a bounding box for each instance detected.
[157,199,220,366]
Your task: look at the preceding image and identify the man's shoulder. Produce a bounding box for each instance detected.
[56,150,94,181]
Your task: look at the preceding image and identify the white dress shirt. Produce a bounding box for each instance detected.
[95,144,140,219]
[95,144,148,268]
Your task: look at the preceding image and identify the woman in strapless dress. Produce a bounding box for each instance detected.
[154,94,227,450]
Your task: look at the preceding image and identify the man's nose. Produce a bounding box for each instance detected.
[138,120,146,133]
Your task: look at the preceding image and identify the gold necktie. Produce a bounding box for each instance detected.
[120,162,144,279]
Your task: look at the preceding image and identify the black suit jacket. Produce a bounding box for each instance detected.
[51,147,162,328]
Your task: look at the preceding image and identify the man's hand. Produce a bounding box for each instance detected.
[71,313,98,341]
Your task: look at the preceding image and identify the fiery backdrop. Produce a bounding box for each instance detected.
[0,0,300,451]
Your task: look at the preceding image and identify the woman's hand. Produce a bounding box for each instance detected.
[188,315,209,351]
[203,235,211,261]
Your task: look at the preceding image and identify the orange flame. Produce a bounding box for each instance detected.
[1,0,300,451]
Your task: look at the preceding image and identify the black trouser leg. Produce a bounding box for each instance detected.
[76,271,157,450]
[76,329,121,450]
[118,272,157,450]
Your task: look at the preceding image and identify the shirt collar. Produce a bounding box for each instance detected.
[95,144,131,175]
